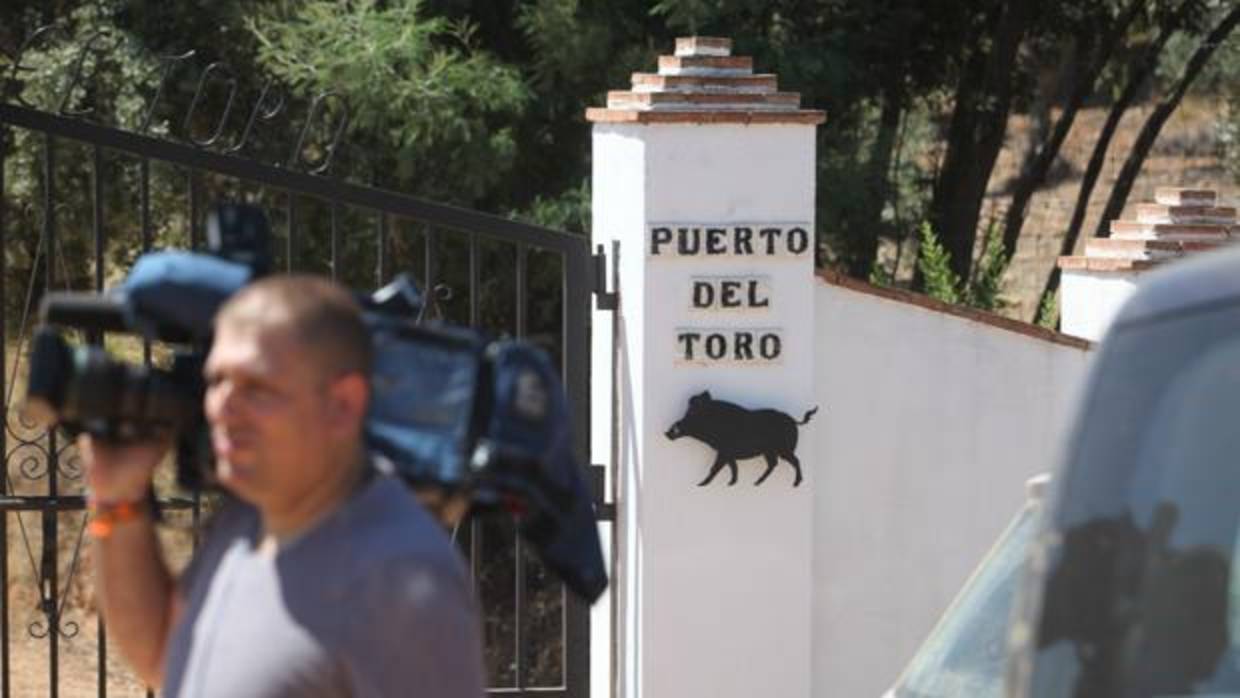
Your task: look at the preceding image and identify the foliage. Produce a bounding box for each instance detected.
[1036,290,1059,330]
[868,259,896,288]
[517,179,590,234]
[915,222,1010,311]
[1155,0,1240,94]
[1223,96,1240,182]
[0,2,189,330]
[247,0,528,205]
[1211,9,1240,180]
[968,222,1009,311]
[916,222,961,305]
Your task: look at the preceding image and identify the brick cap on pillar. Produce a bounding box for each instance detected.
[1058,187,1238,272]
[586,36,826,125]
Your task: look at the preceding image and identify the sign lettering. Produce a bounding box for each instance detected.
[690,276,771,311]
[655,223,807,367]
[649,225,810,258]
[676,329,783,365]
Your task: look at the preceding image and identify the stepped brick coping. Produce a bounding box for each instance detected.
[1156,187,1217,206]
[588,36,827,124]
[658,55,754,74]
[1109,221,1234,239]
[816,268,1092,351]
[630,73,779,92]
[586,108,826,125]
[1084,239,1223,260]
[1062,188,1235,274]
[1135,203,1237,224]
[607,91,803,109]
[1057,256,1160,272]
[676,37,732,56]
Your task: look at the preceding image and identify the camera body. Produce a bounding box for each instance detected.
[25,204,607,602]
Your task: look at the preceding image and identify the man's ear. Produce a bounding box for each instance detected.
[327,372,370,431]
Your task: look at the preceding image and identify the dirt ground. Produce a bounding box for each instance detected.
[0,445,196,697]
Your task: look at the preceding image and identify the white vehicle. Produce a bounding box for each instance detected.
[1007,244,1240,697]
[882,474,1049,698]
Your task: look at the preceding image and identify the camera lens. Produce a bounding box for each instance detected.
[24,328,73,427]
[24,327,201,440]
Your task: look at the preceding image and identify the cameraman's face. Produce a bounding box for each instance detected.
[203,320,353,509]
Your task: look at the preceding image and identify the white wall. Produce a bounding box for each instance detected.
[1060,269,1141,342]
[593,122,818,698]
[811,279,1092,697]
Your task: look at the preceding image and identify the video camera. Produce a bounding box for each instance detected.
[23,204,607,603]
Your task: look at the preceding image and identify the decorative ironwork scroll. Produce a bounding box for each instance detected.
[5,24,351,175]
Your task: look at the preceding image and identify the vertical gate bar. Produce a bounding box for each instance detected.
[140,161,152,253]
[515,245,527,339]
[98,616,106,698]
[466,234,481,590]
[468,234,479,327]
[139,161,154,698]
[188,171,200,250]
[467,520,479,593]
[563,246,590,458]
[92,146,107,697]
[514,536,525,690]
[42,133,60,698]
[423,229,437,298]
[0,124,10,698]
[375,213,389,286]
[140,159,152,365]
[92,147,104,294]
[564,249,591,698]
[466,234,481,587]
[286,194,296,273]
[187,174,203,549]
[514,242,527,690]
[330,205,339,280]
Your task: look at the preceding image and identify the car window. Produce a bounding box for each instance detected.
[1013,303,1240,697]
[893,503,1041,698]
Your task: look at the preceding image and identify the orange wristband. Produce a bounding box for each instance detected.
[87,498,150,539]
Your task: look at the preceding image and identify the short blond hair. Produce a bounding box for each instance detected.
[215,275,372,378]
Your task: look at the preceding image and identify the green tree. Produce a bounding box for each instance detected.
[247,0,528,206]
[915,221,1010,311]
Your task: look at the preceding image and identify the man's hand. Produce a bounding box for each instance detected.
[80,431,180,689]
[78,434,170,503]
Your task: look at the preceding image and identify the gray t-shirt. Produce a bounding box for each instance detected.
[162,473,484,697]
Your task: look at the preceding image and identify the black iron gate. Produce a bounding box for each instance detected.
[0,92,596,696]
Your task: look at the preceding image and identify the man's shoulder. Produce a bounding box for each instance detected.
[336,476,479,622]
[336,474,469,579]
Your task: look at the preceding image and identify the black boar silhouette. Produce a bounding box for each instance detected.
[665,391,817,487]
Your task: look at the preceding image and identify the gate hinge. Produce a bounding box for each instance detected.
[592,244,618,311]
[589,464,615,521]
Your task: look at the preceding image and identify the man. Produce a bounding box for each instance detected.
[80,275,485,697]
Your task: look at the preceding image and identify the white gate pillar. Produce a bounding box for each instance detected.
[589,37,824,698]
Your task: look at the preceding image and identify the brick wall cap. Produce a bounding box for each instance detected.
[1057,256,1160,271]
[586,108,826,125]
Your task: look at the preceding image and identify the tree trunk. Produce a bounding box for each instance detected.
[848,85,902,278]
[1034,5,1189,318]
[1093,6,1240,239]
[1001,0,1144,263]
[928,0,1034,283]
